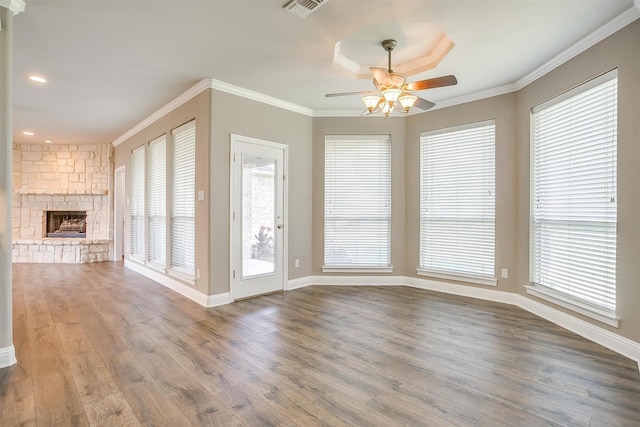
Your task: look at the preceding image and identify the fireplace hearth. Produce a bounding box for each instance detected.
[46,211,87,238]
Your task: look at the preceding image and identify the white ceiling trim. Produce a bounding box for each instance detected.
[112,78,313,147]
[112,79,211,147]
[209,79,313,117]
[313,109,364,118]
[0,0,25,15]
[429,83,519,112]
[514,3,640,91]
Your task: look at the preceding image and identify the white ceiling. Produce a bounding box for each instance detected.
[11,0,639,145]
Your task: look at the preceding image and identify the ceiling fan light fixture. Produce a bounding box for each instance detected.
[382,88,402,104]
[389,73,406,88]
[362,95,381,112]
[381,101,393,118]
[398,94,418,112]
[326,39,457,118]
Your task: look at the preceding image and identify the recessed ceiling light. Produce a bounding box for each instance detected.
[45,139,53,143]
[23,131,34,136]
[28,75,47,83]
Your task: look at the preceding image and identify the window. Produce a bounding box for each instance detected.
[170,120,196,278]
[419,121,496,285]
[324,135,391,271]
[147,135,166,267]
[529,70,617,325]
[130,146,145,260]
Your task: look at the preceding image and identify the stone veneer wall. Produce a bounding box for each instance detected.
[12,143,114,263]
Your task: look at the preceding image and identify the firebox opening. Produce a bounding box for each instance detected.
[46,211,87,238]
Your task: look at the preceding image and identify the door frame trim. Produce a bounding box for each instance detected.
[229,134,289,301]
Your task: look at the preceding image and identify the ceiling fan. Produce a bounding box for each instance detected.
[326,39,458,117]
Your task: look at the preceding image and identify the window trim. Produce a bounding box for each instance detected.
[418,120,497,284]
[529,69,618,325]
[146,134,167,269]
[524,284,619,327]
[323,134,393,271]
[129,145,146,262]
[416,269,497,287]
[169,119,197,282]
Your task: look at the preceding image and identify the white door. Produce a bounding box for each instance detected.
[231,135,287,300]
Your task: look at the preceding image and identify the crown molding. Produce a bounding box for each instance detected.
[112,78,313,147]
[313,109,363,117]
[515,4,640,91]
[209,79,313,117]
[426,83,518,112]
[112,79,211,147]
[0,0,25,15]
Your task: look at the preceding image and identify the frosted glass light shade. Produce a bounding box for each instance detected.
[362,95,381,112]
[398,94,417,112]
[382,88,402,103]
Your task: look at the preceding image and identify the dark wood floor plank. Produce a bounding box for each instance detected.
[66,349,123,404]
[83,392,141,426]
[0,377,36,426]
[3,263,639,427]
[140,349,243,426]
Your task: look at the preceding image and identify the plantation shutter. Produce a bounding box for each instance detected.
[419,121,495,283]
[531,71,617,314]
[130,146,145,260]
[324,135,391,269]
[147,135,166,267]
[170,120,196,278]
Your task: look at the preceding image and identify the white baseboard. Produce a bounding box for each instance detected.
[125,260,233,308]
[518,296,640,368]
[404,276,518,305]
[288,275,639,371]
[286,276,313,290]
[125,260,208,306]
[310,275,406,286]
[0,344,17,368]
[206,292,232,307]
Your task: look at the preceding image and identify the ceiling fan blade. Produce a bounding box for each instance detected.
[405,75,458,91]
[325,91,376,97]
[370,67,391,87]
[414,96,436,111]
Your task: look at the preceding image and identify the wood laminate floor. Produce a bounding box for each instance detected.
[1,262,639,426]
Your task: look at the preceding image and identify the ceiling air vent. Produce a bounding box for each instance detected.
[284,0,329,18]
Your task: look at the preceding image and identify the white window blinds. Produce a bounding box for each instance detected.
[170,120,196,278]
[419,121,495,283]
[324,135,391,269]
[531,71,617,315]
[147,135,166,267]
[130,146,145,260]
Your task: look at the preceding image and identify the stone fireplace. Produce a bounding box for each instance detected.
[12,143,113,263]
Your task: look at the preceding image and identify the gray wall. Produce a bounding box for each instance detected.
[515,20,640,342]
[401,20,639,342]
[405,93,518,292]
[209,90,313,295]
[114,90,212,296]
